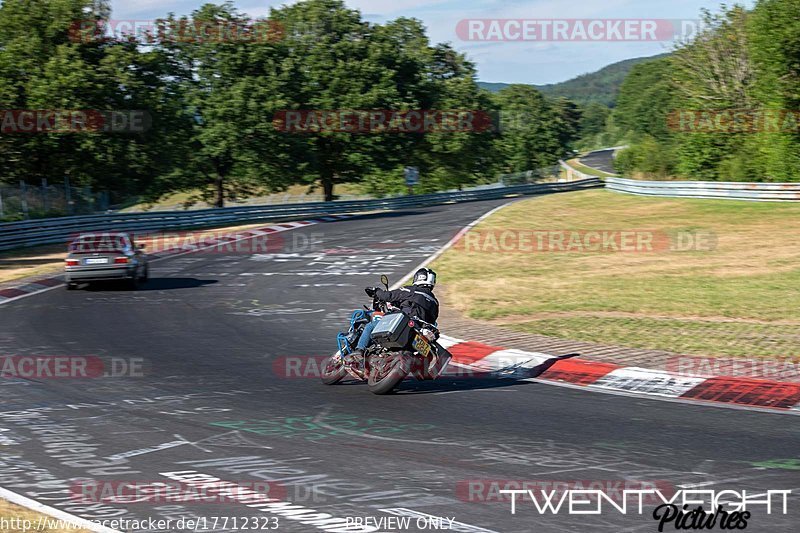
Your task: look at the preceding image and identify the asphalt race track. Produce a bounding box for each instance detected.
[579,149,617,174]
[1,197,798,533]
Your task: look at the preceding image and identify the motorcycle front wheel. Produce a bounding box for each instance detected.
[368,351,411,395]
[320,354,347,385]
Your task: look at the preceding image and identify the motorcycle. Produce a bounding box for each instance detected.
[320,275,453,395]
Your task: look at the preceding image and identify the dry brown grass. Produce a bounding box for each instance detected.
[434,189,800,357]
[0,500,91,533]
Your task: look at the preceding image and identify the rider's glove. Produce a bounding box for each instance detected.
[365,287,379,297]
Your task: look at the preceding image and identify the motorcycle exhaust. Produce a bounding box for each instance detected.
[413,346,452,380]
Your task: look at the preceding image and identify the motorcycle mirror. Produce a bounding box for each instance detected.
[380,275,389,289]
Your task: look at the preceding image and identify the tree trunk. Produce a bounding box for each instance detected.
[322,172,334,202]
[214,175,224,208]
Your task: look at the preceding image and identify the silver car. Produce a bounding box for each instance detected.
[65,232,149,290]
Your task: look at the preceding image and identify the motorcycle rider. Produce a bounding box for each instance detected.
[345,268,439,366]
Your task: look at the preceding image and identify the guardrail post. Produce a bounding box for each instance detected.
[65,176,72,215]
[83,186,92,213]
[19,181,29,219]
[41,178,48,214]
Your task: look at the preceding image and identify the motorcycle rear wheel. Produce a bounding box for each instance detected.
[368,351,410,395]
[320,354,347,385]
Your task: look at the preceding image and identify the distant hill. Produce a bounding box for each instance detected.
[478,54,669,107]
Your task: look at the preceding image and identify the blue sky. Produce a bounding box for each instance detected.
[110,0,756,85]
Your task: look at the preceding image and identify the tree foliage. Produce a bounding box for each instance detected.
[0,0,581,208]
[611,1,800,182]
[0,0,185,199]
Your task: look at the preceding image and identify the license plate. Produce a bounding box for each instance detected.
[84,258,108,265]
[413,334,432,357]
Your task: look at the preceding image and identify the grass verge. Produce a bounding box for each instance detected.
[0,221,274,285]
[121,183,367,212]
[0,499,92,532]
[567,158,618,178]
[433,189,800,358]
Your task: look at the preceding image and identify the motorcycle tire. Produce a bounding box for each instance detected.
[320,354,347,385]
[368,351,410,395]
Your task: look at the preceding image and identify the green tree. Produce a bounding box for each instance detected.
[579,102,610,139]
[157,3,292,207]
[671,6,755,180]
[270,0,411,201]
[412,44,496,191]
[270,0,495,200]
[612,57,675,142]
[551,97,581,151]
[749,0,800,180]
[0,0,186,202]
[492,85,567,173]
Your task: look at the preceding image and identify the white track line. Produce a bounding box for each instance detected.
[522,376,800,416]
[389,200,799,415]
[390,201,521,290]
[0,219,333,523]
[0,219,325,306]
[0,283,63,306]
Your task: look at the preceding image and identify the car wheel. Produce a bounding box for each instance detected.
[127,275,139,290]
[66,283,77,291]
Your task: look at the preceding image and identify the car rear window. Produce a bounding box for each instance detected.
[69,235,129,252]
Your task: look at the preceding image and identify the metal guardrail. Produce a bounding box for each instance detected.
[0,179,603,251]
[499,165,560,185]
[606,177,800,202]
[564,147,800,202]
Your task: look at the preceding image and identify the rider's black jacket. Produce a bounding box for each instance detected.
[374,286,439,324]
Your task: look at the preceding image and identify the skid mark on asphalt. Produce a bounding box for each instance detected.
[308,406,463,447]
[105,439,190,461]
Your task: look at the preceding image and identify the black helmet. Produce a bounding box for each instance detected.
[412,268,436,288]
